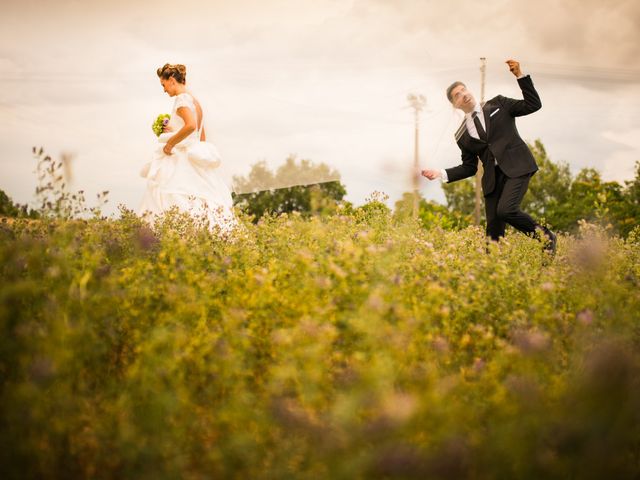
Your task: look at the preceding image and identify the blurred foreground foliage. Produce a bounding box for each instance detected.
[1,200,640,479]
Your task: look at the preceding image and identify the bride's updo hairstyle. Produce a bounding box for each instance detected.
[157,63,187,84]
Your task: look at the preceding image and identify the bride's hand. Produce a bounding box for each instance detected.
[163,124,173,133]
[163,142,174,155]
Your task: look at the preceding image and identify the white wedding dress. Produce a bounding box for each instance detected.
[139,93,236,232]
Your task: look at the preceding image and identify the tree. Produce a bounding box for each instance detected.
[552,168,632,233]
[618,161,640,237]
[523,140,573,228]
[442,176,476,219]
[232,156,347,221]
[0,189,38,219]
[394,192,471,230]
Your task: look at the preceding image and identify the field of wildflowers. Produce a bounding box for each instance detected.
[1,202,639,479]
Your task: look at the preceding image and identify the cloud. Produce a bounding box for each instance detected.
[515,0,640,66]
[362,0,640,85]
[602,128,640,150]
[600,150,639,183]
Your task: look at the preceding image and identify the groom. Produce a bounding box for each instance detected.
[422,59,556,254]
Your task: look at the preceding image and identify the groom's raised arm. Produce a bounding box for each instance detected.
[500,59,542,117]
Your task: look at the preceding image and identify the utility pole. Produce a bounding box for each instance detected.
[474,57,487,225]
[407,93,426,218]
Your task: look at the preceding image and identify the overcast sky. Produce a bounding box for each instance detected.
[2,0,639,214]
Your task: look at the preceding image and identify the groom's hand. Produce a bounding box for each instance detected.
[506,59,522,77]
[421,169,441,180]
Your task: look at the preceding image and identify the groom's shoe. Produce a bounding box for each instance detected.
[541,227,557,257]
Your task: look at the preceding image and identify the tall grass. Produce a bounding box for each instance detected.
[1,205,639,479]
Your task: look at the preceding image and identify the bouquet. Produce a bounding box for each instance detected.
[152,114,170,137]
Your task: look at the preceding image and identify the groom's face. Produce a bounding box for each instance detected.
[450,85,476,113]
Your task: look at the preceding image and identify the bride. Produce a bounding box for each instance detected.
[139,63,236,232]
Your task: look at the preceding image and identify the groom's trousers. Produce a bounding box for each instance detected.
[485,165,538,241]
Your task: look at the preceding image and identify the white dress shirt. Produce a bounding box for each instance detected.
[466,103,486,140]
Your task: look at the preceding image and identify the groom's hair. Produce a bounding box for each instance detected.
[446,81,466,103]
[157,64,187,84]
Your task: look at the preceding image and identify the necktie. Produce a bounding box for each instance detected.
[472,111,487,141]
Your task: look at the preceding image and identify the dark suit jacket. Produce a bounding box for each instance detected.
[445,75,542,195]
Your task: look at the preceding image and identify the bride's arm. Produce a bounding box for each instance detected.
[200,128,206,142]
[163,107,196,154]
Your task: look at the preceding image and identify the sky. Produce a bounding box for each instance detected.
[1,0,639,215]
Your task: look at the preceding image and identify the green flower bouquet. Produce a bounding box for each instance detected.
[152,114,170,137]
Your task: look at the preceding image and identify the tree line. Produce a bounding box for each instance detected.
[2,142,638,236]
[438,140,640,236]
